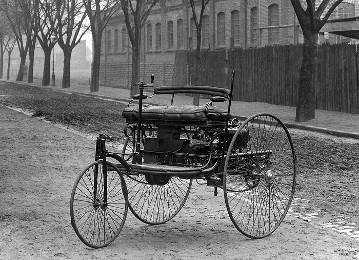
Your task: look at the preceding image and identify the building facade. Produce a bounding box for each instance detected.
[100,0,357,87]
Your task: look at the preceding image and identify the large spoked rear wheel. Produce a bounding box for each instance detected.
[70,160,128,248]
[122,137,192,225]
[125,174,192,225]
[223,114,296,238]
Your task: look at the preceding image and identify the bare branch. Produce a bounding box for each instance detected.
[321,0,344,23]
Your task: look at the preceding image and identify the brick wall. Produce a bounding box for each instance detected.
[100,62,174,88]
[99,0,357,87]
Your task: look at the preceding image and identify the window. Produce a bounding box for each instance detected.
[250,7,258,45]
[155,22,161,50]
[147,23,152,51]
[122,27,127,52]
[338,3,354,19]
[190,17,196,49]
[177,19,184,49]
[114,29,119,52]
[268,4,279,45]
[107,30,111,53]
[217,12,225,47]
[202,15,210,48]
[167,20,174,49]
[231,10,240,46]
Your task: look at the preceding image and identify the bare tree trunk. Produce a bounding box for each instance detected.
[192,31,202,106]
[295,31,318,122]
[90,40,101,92]
[28,46,35,83]
[130,46,140,97]
[16,53,26,81]
[6,50,11,80]
[62,48,72,88]
[42,48,51,86]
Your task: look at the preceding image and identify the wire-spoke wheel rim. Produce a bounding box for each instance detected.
[223,114,296,238]
[125,174,192,225]
[121,136,192,225]
[122,137,135,162]
[70,160,128,248]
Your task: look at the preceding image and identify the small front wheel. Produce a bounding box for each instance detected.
[70,160,128,248]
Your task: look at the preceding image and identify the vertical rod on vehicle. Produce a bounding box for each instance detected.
[218,71,235,196]
[136,82,145,164]
[102,142,108,205]
[226,71,236,131]
[222,70,236,155]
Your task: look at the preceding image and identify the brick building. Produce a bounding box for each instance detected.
[100,0,358,87]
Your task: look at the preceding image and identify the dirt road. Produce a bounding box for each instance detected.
[0,105,358,260]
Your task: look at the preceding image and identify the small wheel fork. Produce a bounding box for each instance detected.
[95,134,108,207]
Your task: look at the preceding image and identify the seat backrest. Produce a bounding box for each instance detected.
[153,85,230,98]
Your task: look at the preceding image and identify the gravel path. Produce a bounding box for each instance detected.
[1,105,359,259]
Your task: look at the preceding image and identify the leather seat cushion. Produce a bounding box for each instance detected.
[122,105,228,123]
[206,106,229,122]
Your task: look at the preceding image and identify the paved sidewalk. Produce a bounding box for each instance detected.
[7,80,359,139]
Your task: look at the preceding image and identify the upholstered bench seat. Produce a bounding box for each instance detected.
[122,105,228,124]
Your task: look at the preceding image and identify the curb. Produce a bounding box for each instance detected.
[2,80,359,140]
[234,115,359,140]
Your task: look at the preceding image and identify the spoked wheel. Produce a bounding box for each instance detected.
[223,114,296,238]
[125,174,192,225]
[70,160,128,248]
[121,136,192,225]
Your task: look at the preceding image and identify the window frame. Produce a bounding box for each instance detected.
[217,12,226,47]
[231,10,240,46]
[155,22,162,51]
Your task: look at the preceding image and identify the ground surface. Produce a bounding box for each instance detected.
[0,81,359,259]
[0,105,359,260]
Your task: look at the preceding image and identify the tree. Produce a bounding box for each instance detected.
[0,0,35,82]
[83,0,120,92]
[291,0,344,122]
[37,0,58,86]
[17,0,39,83]
[48,0,89,88]
[120,0,160,96]
[4,36,15,80]
[0,13,12,79]
[188,0,210,105]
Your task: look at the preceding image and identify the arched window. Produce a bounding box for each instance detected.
[114,29,119,52]
[121,27,127,52]
[190,17,196,49]
[268,4,279,45]
[250,7,258,45]
[202,15,210,48]
[217,12,225,47]
[155,22,161,50]
[177,19,184,49]
[146,23,152,51]
[107,30,111,53]
[231,10,240,46]
[167,20,174,49]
